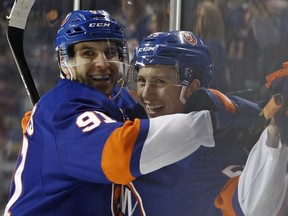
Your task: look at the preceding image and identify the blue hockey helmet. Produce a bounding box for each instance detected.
[55,10,128,61]
[131,31,213,87]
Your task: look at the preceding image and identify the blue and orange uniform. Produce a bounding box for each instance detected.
[4,79,215,216]
[121,90,288,216]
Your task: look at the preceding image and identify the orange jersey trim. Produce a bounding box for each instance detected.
[102,119,141,184]
[215,176,240,216]
[266,68,288,88]
[209,89,237,113]
[21,111,32,134]
[126,183,146,216]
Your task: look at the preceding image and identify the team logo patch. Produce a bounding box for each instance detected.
[89,10,97,14]
[61,12,71,27]
[149,32,162,38]
[182,32,197,45]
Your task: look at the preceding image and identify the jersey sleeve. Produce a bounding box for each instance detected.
[137,111,215,174]
[237,127,288,216]
[215,127,288,216]
[55,109,215,185]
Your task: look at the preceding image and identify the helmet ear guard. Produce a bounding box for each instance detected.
[57,54,75,80]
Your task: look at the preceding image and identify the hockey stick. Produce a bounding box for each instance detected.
[6,0,39,106]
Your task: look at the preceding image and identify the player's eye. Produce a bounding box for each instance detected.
[104,47,118,60]
[137,77,146,83]
[78,49,96,59]
[155,79,165,84]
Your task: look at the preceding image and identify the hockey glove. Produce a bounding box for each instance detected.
[184,88,234,132]
[265,62,288,145]
[112,86,147,120]
[183,88,265,141]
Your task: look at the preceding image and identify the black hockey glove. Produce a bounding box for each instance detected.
[112,86,147,120]
[183,88,265,142]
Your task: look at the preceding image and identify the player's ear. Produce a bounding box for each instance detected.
[185,79,200,98]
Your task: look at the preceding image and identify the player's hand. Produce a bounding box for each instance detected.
[183,88,265,139]
[183,88,234,133]
[112,87,147,120]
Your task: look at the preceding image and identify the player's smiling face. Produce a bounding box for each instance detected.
[136,65,185,118]
[70,41,120,96]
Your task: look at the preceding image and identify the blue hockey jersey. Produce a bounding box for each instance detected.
[120,94,265,216]
[122,134,247,216]
[4,79,215,216]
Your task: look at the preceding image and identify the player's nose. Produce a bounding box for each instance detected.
[94,52,109,70]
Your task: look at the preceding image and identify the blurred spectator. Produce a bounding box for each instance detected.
[115,0,155,57]
[247,0,288,86]
[151,0,170,32]
[45,8,61,27]
[194,0,229,92]
[118,0,154,41]
[217,1,248,91]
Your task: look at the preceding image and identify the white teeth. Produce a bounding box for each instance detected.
[91,74,110,81]
[146,104,164,110]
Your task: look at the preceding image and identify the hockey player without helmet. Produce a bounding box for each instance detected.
[131,31,213,87]
[55,10,128,61]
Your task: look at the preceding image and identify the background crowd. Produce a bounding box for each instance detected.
[0,0,288,214]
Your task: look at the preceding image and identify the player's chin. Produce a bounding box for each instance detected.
[146,110,164,118]
[91,80,114,96]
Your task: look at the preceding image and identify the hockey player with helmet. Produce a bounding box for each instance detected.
[4,11,218,216]
[123,30,288,216]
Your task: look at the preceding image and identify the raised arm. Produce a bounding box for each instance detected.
[237,64,288,216]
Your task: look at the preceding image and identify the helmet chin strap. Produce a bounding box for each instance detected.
[60,59,74,80]
[110,78,124,100]
[61,59,124,100]
[179,86,187,104]
[65,60,74,81]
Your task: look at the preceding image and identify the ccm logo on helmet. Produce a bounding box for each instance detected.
[89,23,110,27]
[138,47,156,52]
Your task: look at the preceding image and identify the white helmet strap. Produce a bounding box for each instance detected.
[179,86,187,104]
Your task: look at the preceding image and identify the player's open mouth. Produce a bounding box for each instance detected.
[145,104,164,113]
[91,74,111,81]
